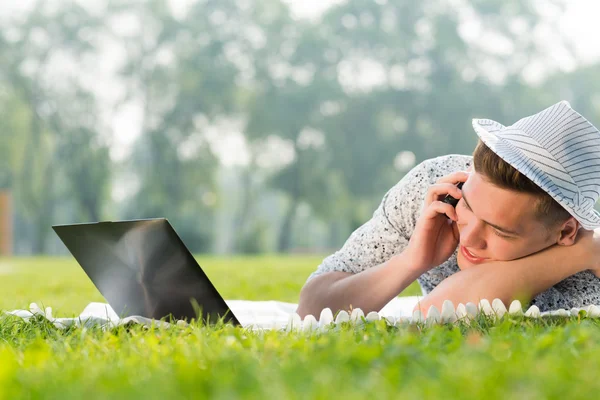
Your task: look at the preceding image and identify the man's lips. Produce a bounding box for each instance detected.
[460,245,486,263]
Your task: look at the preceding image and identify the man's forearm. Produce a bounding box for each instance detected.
[415,240,593,314]
[296,252,423,318]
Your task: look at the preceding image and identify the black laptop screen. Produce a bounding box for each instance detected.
[53,219,239,325]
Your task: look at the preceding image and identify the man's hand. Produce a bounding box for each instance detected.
[404,170,470,273]
[578,228,600,278]
[413,229,599,315]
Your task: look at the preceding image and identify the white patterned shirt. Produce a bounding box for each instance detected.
[307,154,600,312]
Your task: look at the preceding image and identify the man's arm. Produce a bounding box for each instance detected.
[297,159,431,318]
[414,229,599,313]
[296,251,423,318]
[298,155,472,318]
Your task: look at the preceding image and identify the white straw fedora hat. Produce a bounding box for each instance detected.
[472,100,600,230]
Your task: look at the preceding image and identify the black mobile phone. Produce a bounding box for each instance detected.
[442,182,464,208]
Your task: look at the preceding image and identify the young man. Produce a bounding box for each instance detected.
[297,100,600,318]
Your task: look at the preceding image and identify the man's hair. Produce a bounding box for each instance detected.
[472,139,572,230]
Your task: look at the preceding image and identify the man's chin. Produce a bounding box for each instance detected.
[457,258,471,271]
[457,252,468,270]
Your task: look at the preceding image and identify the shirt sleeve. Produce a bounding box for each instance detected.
[305,158,434,282]
[530,270,600,312]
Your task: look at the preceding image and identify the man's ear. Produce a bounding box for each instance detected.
[556,217,580,246]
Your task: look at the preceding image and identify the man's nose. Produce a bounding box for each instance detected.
[459,220,485,249]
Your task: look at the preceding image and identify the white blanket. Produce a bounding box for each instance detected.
[226,296,422,329]
[6,296,600,331]
[5,296,422,330]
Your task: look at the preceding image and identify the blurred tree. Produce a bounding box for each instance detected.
[51,88,112,222]
[309,0,569,236]
[218,0,570,251]
[241,0,344,251]
[0,0,590,256]
[110,0,242,252]
[0,1,109,252]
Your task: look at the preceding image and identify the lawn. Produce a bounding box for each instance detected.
[0,256,599,399]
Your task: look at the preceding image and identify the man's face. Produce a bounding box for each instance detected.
[455,171,558,270]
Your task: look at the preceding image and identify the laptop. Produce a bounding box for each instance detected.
[52,218,241,326]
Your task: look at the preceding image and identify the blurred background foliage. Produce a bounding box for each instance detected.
[1,0,599,255]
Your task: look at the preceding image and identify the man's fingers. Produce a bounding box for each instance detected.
[435,170,470,184]
[425,182,463,205]
[424,201,458,221]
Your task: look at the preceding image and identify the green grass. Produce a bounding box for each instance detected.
[0,256,599,399]
[0,255,422,314]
